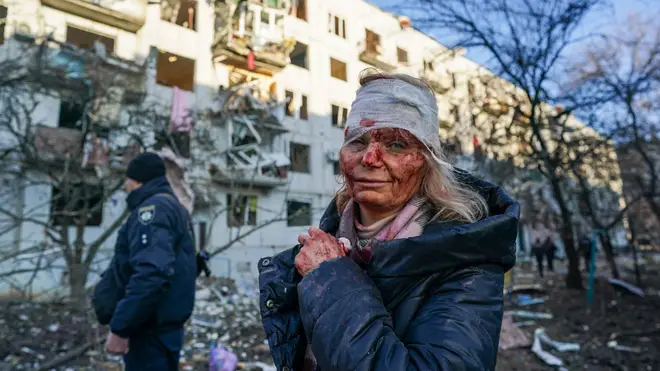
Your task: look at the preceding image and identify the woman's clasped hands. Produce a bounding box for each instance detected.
[295,228,351,276]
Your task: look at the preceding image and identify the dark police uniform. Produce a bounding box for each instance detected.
[93,176,196,371]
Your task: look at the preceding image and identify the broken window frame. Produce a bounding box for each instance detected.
[290,40,309,69]
[227,194,258,227]
[65,25,116,55]
[156,50,196,92]
[58,101,85,130]
[331,104,349,128]
[289,141,310,173]
[287,200,312,226]
[285,90,295,116]
[50,183,105,227]
[300,94,308,120]
[295,0,307,21]
[365,29,381,55]
[161,0,198,31]
[330,57,348,81]
[423,60,434,72]
[397,47,408,64]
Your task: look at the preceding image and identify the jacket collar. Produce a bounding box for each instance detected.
[126,176,174,210]
[319,169,519,277]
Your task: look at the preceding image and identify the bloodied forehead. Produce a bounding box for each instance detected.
[356,128,423,145]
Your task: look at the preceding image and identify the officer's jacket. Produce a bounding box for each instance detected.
[258,172,519,371]
[93,176,196,338]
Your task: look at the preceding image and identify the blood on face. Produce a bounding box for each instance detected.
[340,128,427,212]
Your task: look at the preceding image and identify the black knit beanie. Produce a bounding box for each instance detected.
[126,152,166,184]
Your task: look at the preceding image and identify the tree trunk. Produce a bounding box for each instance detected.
[598,232,619,279]
[548,177,583,289]
[560,221,583,289]
[68,262,89,304]
[628,219,643,288]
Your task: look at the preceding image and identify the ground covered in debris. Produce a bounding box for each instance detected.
[1,256,659,370]
[496,256,660,371]
[0,277,272,371]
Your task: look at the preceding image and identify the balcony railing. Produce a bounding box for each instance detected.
[41,0,147,32]
[205,80,291,188]
[213,1,295,75]
[359,42,396,72]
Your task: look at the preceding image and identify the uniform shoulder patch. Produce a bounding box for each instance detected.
[138,205,156,225]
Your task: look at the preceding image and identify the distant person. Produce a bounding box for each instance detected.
[532,238,546,277]
[544,236,557,273]
[92,153,196,371]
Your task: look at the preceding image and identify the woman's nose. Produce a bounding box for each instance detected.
[362,143,383,167]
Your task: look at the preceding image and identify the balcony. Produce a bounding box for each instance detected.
[359,47,396,72]
[41,0,147,33]
[210,152,290,189]
[359,30,396,72]
[212,0,295,75]
[207,81,291,189]
[419,70,453,94]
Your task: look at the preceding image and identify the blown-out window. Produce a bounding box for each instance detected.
[66,26,115,54]
[287,200,311,226]
[227,194,257,227]
[156,50,195,91]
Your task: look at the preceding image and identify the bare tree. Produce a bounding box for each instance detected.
[399,0,612,288]
[568,15,660,252]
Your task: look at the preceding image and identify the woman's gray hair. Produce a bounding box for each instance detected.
[336,69,489,223]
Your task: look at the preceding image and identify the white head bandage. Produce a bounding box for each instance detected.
[343,78,445,165]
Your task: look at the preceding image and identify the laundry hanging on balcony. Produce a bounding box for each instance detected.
[170,86,193,132]
[247,50,256,70]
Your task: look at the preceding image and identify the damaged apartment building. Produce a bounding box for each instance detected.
[0,0,587,292]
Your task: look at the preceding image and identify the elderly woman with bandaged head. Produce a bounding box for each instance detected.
[258,71,520,371]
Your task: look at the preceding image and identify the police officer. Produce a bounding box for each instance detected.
[93,152,196,371]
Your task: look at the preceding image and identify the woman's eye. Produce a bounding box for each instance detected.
[389,141,407,150]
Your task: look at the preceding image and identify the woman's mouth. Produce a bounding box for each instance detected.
[353,179,389,188]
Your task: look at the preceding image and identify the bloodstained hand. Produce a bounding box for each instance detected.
[295,228,346,276]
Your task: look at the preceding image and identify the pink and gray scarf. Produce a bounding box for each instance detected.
[337,194,432,264]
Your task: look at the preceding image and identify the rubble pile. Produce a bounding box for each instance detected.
[181,277,273,370]
[0,276,274,371]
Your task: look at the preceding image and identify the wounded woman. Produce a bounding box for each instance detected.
[258,71,520,371]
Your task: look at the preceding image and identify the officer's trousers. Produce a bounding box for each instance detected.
[124,328,183,371]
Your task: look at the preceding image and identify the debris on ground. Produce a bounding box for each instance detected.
[499,314,532,350]
[516,295,546,306]
[608,278,645,297]
[0,276,272,370]
[531,329,566,368]
[510,310,554,320]
[607,340,642,353]
[497,255,660,371]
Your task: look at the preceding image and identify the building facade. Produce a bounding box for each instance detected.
[0,0,626,295]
